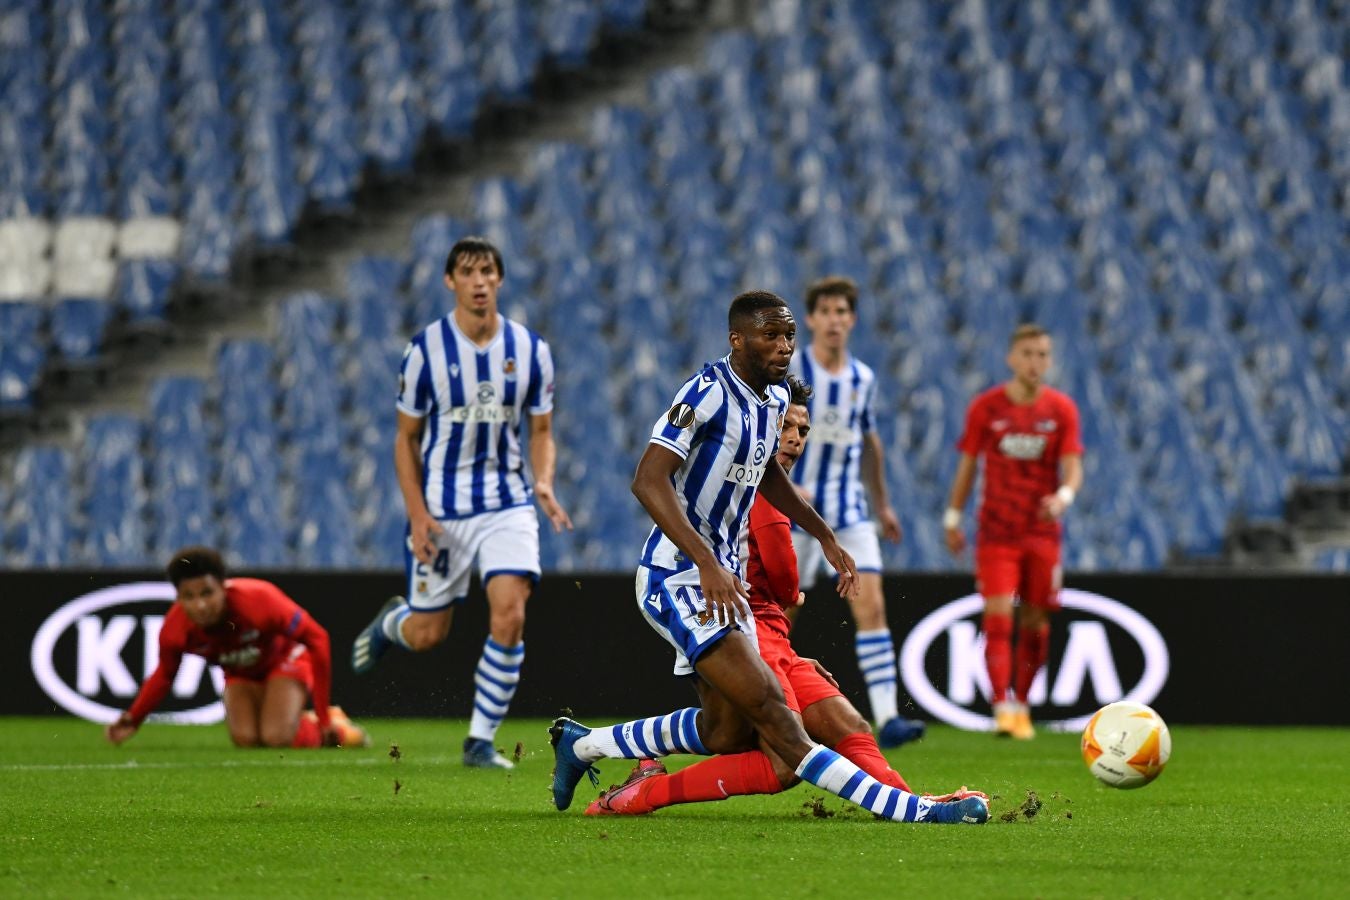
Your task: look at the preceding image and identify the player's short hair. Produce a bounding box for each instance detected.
[786,374,813,407]
[1009,323,1050,348]
[444,236,505,280]
[729,290,790,331]
[167,546,227,587]
[805,275,859,314]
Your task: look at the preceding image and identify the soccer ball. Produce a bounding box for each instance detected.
[1080,701,1171,789]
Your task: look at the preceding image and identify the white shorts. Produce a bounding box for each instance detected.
[636,565,758,677]
[405,504,540,612]
[792,521,883,590]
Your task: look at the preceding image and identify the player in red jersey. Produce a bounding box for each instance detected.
[583,378,984,816]
[105,547,368,749]
[943,324,1084,740]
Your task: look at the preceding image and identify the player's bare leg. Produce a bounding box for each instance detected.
[223,681,266,747]
[257,676,308,747]
[984,593,1021,737]
[849,572,924,748]
[462,574,530,769]
[400,608,453,651]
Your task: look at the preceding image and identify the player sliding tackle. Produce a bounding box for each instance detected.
[551,292,987,825]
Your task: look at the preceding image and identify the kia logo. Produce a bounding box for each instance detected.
[899,589,1169,732]
[30,583,225,724]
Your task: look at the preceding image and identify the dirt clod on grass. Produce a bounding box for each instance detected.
[800,796,834,818]
[388,743,402,762]
[512,741,525,763]
[394,779,402,796]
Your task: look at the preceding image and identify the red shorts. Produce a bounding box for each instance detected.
[758,626,842,714]
[223,645,315,693]
[975,536,1062,610]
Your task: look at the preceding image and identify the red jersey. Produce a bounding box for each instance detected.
[744,492,799,639]
[956,384,1083,543]
[125,578,332,728]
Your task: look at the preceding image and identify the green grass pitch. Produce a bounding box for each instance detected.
[2,717,1345,898]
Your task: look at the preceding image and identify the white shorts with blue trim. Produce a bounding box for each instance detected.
[635,565,757,677]
[793,520,883,590]
[406,504,540,612]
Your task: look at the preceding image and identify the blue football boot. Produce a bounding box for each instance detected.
[924,795,990,825]
[351,596,404,674]
[549,716,600,811]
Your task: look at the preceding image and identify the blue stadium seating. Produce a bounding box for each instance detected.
[2,0,1346,571]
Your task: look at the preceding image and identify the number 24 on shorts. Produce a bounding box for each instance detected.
[415,549,450,578]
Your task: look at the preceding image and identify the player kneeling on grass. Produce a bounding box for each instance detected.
[105,547,369,750]
[552,374,986,822]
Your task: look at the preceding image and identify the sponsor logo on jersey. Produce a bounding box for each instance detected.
[476,382,496,405]
[667,403,696,429]
[445,405,510,423]
[899,589,1169,732]
[31,583,225,724]
[724,461,767,486]
[998,432,1047,460]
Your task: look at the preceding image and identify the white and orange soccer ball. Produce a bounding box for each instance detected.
[1080,701,1171,789]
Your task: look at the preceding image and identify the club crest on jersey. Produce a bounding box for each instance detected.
[502,357,517,380]
[477,382,496,404]
[1035,419,1058,432]
[668,403,696,429]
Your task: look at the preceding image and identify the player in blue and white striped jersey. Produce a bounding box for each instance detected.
[550,291,986,825]
[350,236,572,770]
[788,276,924,750]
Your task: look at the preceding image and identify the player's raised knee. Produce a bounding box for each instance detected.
[230,729,261,748]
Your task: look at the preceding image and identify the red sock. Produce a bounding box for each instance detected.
[645,752,783,810]
[1013,622,1051,703]
[983,613,1013,704]
[291,713,321,748]
[832,732,911,792]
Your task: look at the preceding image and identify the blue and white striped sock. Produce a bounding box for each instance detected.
[380,602,413,649]
[467,638,523,741]
[856,628,899,726]
[796,744,935,822]
[572,708,707,763]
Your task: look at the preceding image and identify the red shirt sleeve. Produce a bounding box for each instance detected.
[125,608,187,726]
[956,391,989,455]
[748,496,799,609]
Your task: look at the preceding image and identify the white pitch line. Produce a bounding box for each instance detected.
[0,756,387,773]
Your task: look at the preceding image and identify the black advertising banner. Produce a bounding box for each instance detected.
[6,570,1348,726]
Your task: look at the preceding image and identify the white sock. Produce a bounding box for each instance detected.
[856,628,899,725]
[572,708,706,763]
[796,744,935,822]
[380,602,413,649]
[467,638,523,741]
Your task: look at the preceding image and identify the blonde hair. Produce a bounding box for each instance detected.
[1009,323,1050,348]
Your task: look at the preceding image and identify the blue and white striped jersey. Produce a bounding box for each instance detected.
[641,356,789,575]
[397,313,554,520]
[788,347,877,530]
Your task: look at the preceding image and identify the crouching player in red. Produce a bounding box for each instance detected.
[556,378,984,817]
[105,547,369,749]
